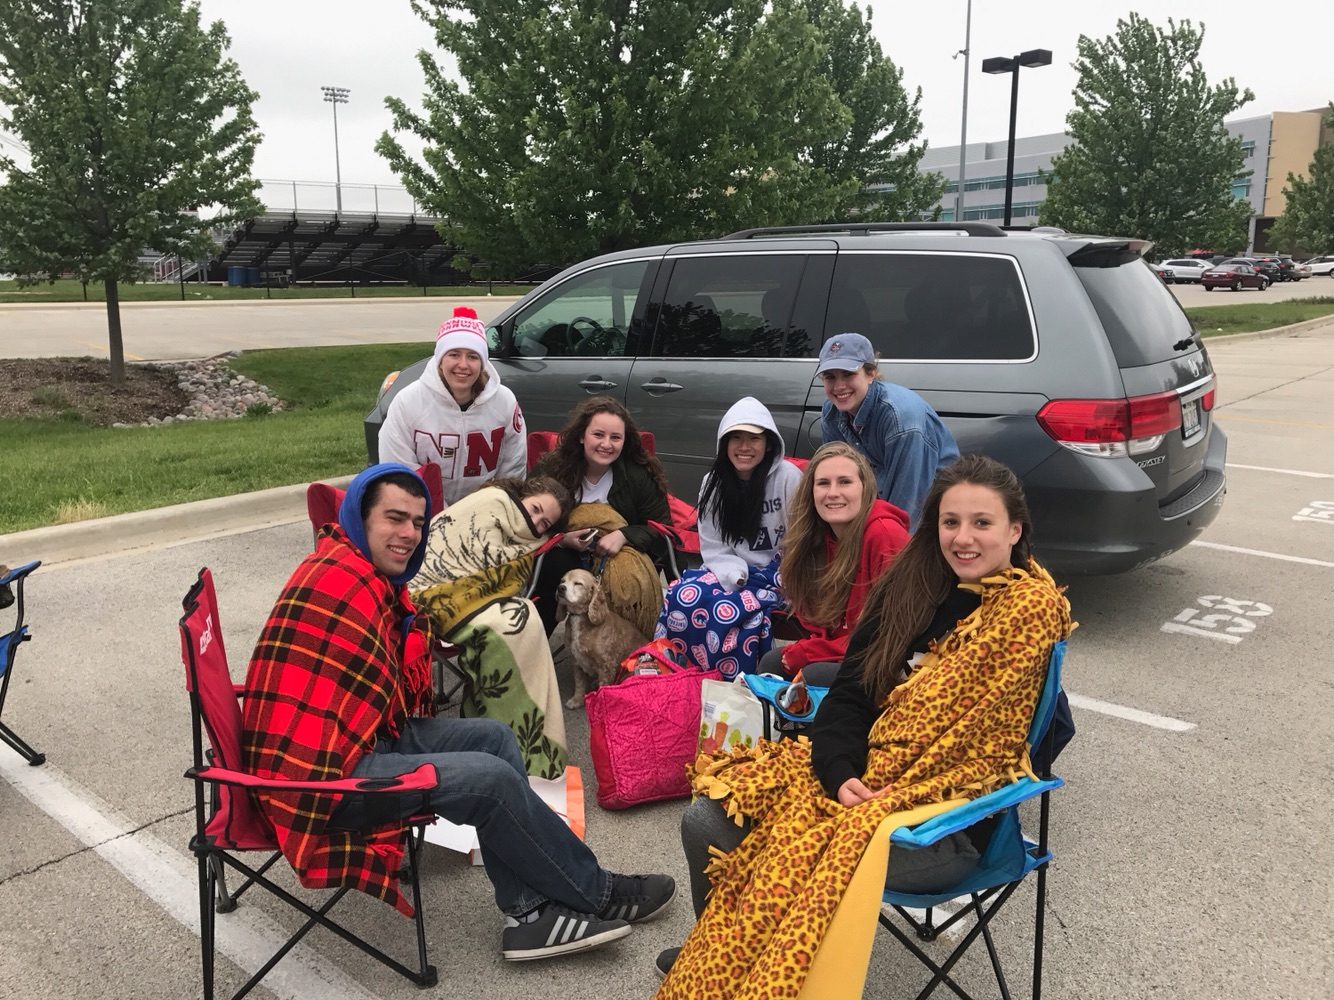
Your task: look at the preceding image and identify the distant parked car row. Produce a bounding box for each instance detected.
[1157,254,1328,284]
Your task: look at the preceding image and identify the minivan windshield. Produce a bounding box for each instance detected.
[1074,260,1197,367]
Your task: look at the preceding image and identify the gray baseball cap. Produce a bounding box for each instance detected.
[816,333,876,374]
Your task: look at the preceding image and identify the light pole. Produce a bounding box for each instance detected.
[953,0,973,223]
[981,49,1051,226]
[320,85,350,213]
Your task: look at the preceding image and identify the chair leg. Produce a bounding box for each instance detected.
[210,854,237,913]
[0,719,46,766]
[973,893,1012,1000]
[199,853,217,1000]
[1032,863,1049,1000]
[406,828,439,987]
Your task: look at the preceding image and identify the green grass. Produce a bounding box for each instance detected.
[1184,296,1334,336]
[0,342,429,533]
[0,278,532,304]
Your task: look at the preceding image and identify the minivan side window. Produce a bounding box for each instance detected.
[826,252,1036,361]
[508,260,650,358]
[649,254,810,358]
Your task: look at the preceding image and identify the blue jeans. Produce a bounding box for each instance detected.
[346,717,611,917]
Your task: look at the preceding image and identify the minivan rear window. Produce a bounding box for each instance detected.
[1074,260,1196,367]
[824,252,1035,361]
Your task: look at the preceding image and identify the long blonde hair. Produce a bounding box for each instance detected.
[780,443,878,629]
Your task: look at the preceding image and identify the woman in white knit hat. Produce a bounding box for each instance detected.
[378,306,528,508]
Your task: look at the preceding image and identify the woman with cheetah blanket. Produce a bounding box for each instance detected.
[656,455,1074,1000]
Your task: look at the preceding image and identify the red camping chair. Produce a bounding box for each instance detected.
[0,560,45,766]
[180,568,440,999]
[526,430,697,581]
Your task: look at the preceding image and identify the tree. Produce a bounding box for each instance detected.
[799,0,944,221]
[1268,105,1334,257]
[1039,15,1252,257]
[378,0,939,272]
[0,0,261,385]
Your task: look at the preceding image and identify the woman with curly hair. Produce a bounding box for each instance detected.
[530,396,672,637]
[759,442,909,683]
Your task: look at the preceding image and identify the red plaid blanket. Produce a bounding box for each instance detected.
[242,527,433,916]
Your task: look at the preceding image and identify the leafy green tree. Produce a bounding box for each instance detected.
[1040,15,1252,257]
[379,0,938,272]
[799,0,944,221]
[0,0,261,385]
[1269,105,1334,257]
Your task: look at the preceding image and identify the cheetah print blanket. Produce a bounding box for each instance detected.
[656,561,1073,1000]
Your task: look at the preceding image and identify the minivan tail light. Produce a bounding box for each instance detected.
[1200,378,1216,411]
[1037,390,1182,457]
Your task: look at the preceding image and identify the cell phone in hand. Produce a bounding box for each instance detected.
[581,528,600,543]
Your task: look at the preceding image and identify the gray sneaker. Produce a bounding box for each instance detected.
[501,904,631,962]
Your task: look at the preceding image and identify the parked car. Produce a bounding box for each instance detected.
[1160,258,1213,283]
[1202,263,1269,291]
[1222,257,1281,282]
[1302,254,1334,277]
[1257,255,1299,281]
[366,222,1226,576]
[1290,259,1313,279]
[1148,261,1174,284]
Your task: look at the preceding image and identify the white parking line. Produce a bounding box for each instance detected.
[1226,463,1332,479]
[1190,539,1334,568]
[0,754,377,1000]
[1065,693,1196,732]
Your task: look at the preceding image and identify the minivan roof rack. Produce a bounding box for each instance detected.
[721,222,1007,239]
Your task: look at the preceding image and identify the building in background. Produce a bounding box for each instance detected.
[916,106,1330,252]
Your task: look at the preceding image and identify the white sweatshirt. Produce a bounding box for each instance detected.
[697,396,803,591]
[378,358,527,508]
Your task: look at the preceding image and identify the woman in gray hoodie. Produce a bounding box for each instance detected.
[654,398,802,679]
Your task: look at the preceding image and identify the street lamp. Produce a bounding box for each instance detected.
[981,48,1051,226]
[320,85,350,213]
[953,0,973,224]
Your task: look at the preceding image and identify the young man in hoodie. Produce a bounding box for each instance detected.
[818,332,959,529]
[378,306,527,508]
[242,464,674,961]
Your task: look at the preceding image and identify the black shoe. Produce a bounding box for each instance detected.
[501,904,631,961]
[655,946,680,980]
[600,872,676,924]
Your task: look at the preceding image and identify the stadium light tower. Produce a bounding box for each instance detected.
[320,85,350,213]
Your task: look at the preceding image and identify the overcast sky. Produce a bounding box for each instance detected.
[193,0,1332,200]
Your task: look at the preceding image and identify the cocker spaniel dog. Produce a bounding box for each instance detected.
[555,568,649,709]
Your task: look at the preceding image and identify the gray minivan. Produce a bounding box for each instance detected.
[366,222,1226,576]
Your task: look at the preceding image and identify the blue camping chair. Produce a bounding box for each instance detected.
[877,639,1069,1000]
[0,560,45,766]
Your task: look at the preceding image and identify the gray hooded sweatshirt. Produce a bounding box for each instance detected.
[697,396,803,591]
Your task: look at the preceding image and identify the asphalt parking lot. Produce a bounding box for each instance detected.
[1,325,1331,999]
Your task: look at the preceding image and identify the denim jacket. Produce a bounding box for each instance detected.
[820,379,959,529]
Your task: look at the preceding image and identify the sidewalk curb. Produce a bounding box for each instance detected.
[1201,314,1334,345]
[0,475,355,568]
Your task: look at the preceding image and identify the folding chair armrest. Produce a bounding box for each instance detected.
[0,560,41,587]
[646,519,682,548]
[186,761,440,795]
[890,775,1064,848]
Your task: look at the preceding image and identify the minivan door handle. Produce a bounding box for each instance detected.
[578,377,618,391]
[639,378,685,395]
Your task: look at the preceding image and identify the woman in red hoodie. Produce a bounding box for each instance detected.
[761,442,910,684]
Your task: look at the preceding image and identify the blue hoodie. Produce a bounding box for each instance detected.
[337,463,432,585]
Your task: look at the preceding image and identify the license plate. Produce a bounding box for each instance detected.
[1181,398,1201,437]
